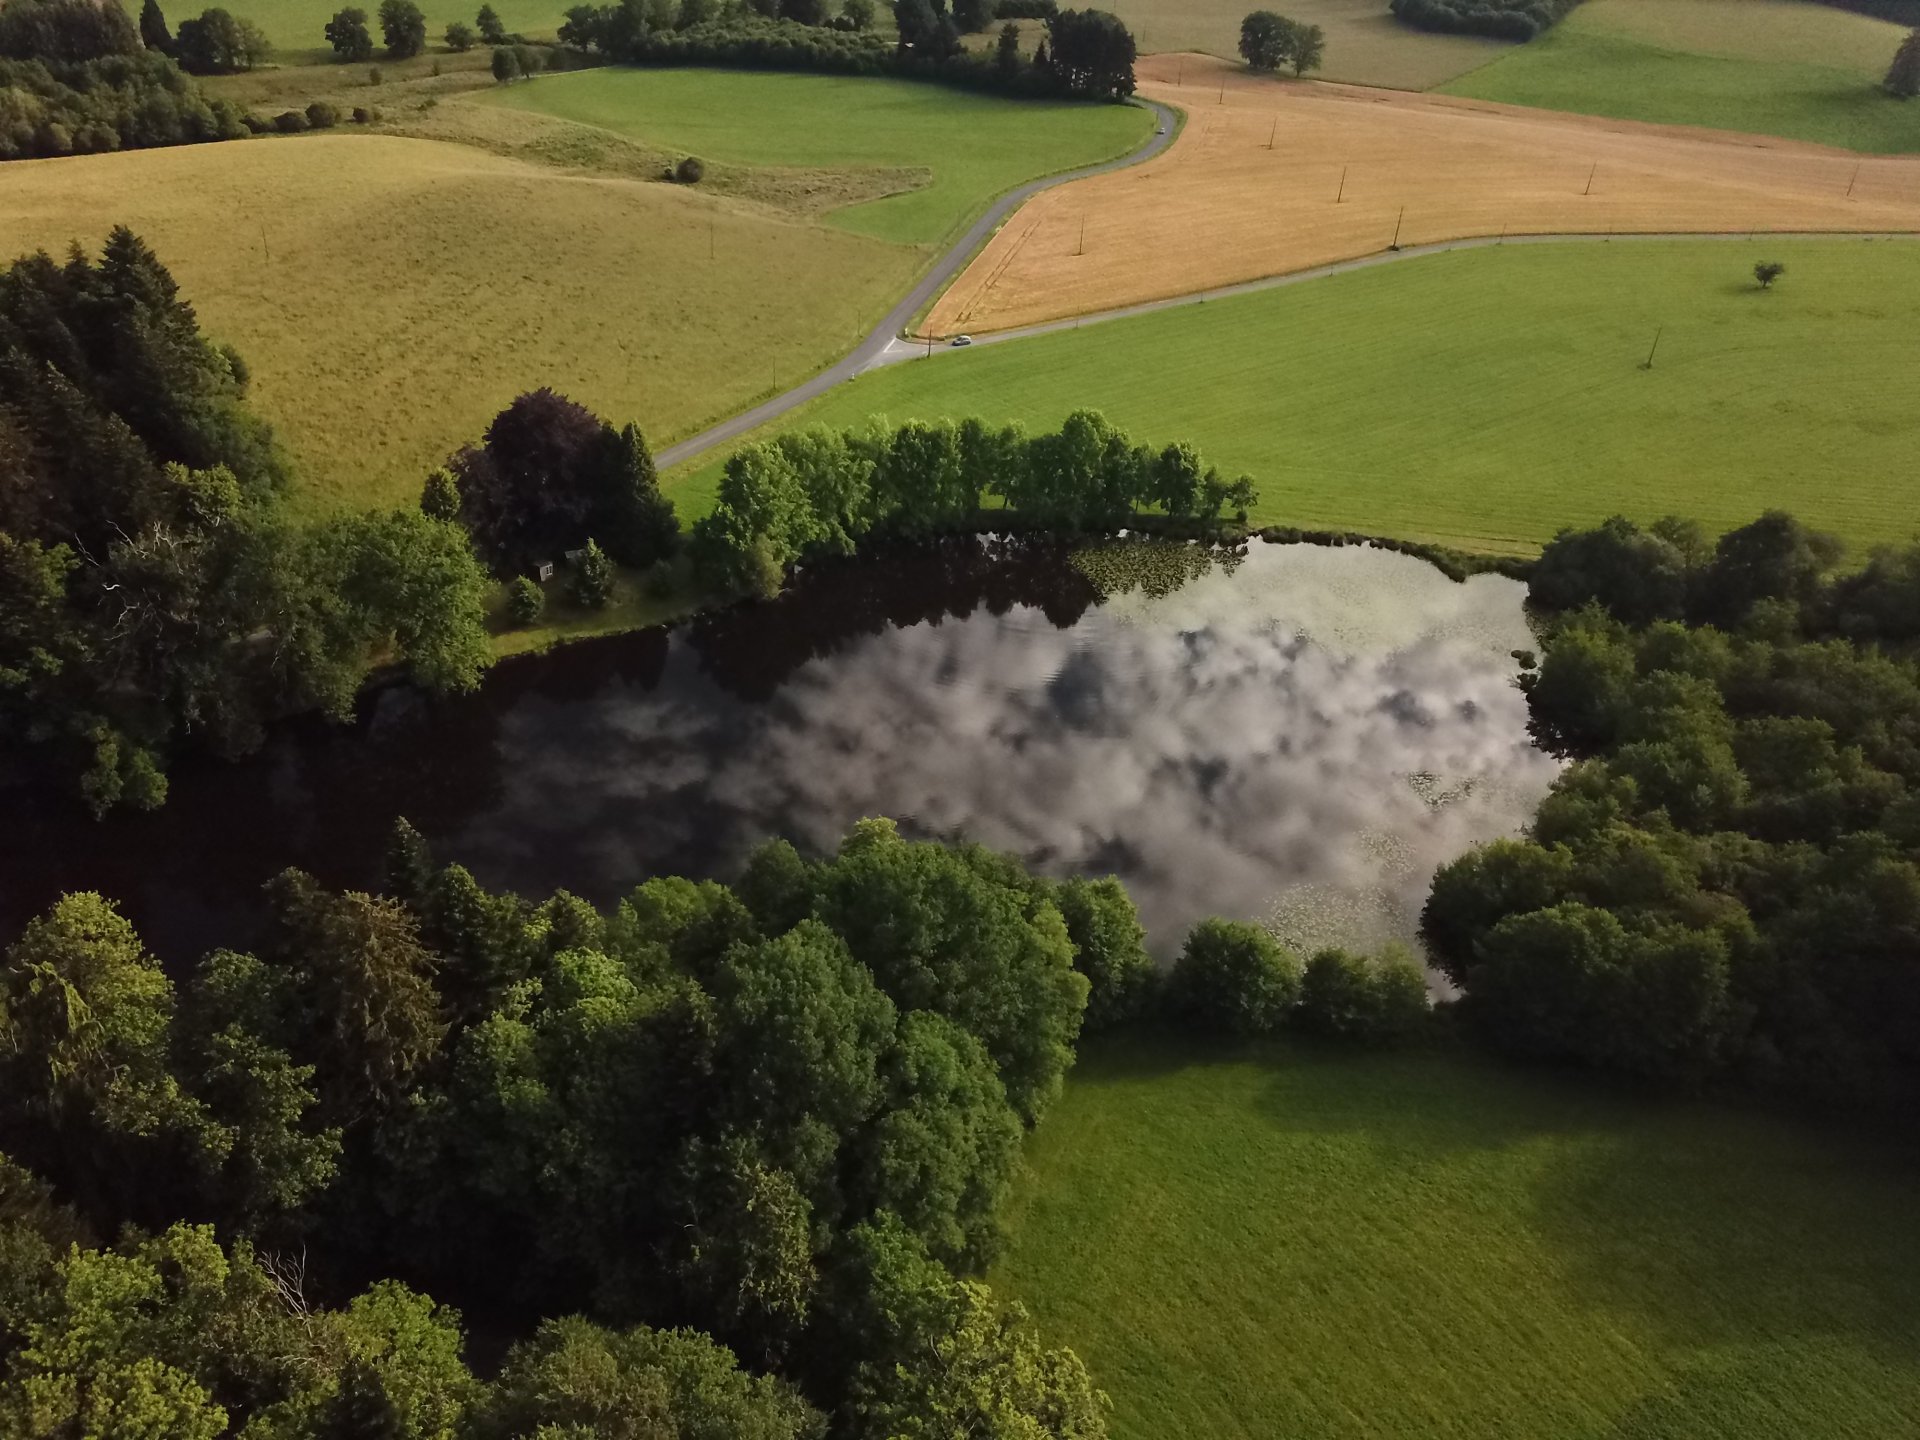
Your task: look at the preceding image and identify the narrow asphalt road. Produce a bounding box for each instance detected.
[655,97,1180,471]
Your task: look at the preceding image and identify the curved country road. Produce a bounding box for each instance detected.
[656,97,1181,470]
[657,99,1919,471]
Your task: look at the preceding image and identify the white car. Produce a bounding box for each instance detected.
[950,335,973,347]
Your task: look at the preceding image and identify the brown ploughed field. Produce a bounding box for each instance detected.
[924,53,1920,336]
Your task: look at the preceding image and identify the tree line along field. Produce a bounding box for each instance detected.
[998,1036,1920,1440]
[925,52,1920,338]
[1443,0,1920,153]
[0,73,1144,514]
[208,0,566,53]
[481,68,1154,247]
[671,238,1920,554]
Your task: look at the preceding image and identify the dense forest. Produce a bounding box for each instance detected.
[0,232,494,811]
[1428,512,1920,1103]
[1387,0,1581,41]
[0,814,1424,1436]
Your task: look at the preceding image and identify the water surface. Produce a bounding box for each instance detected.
[0,539,1557,962]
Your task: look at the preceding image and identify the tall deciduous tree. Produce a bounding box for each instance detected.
[378,0,425,56]
[325,4,374,58]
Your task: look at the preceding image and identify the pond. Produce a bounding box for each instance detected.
[0,538,1560,964]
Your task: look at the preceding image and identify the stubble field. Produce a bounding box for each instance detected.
[0,135,919,513]
[925,52,1920,337]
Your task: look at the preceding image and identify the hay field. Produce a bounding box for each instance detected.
[1092,0,1503,88]
[674,238,1920,554]
[481,69,1155,246]
[925,53,1920,336]
[0,135,918,513]
[1443,0,1920,152]
[999,1036,1920,1439]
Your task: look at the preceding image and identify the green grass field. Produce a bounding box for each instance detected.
[670,238,1920,554]
[1445,0,1920,152]
[482,69,1155,245]
[999,1035,1920,1439]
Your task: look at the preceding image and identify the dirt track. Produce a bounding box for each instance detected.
[924,53,1920,335]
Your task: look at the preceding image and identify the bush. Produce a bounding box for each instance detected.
[1168,917,1301,1035]
[350,103,377,122]
[304,99,338,126]
[272,107,309,131]
[1388,0,1579,41]
[367,62,381,80]
[489,42,516,78]
[444,18,474,48]
[674,153,704,182]
[506,575,545,624]
[1297,947,1431,1042]
[569,538,616,608]
[511,40,539,73]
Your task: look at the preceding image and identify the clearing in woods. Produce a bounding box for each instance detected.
[481,68,1156,246]
[670,238,1920,555]
[926,52,1920,337]
[997,1036,1920,1440]
[1442,0,1920,153]
[0,135,919,514]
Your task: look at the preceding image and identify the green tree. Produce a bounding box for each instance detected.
[994,18,1020,70]
[0,894,208,1160]
[325,5,373,58]
[838,1216,1107,1440]
[172,6,269,70]
[1885,27,1920,98]
[1422,837,1577,984]
[952,0,991,30]
[1752,259,1786,289]
[138,0,172,51]
[475,0,505,39]
[472,1316,824,1439]
[569,537,616,608]
[0,0,143,61]
[419,466,459,520]
[841,0,875,26]
[1044,6,1135,98]
[1052,876,1156,1029]
[1288,18,1322,73]
[378,0,425,56]
[489,40,519,78]
[505,574,544,625]
[1532,515,1690,624]
[444,17,474,47]
[1168,917,1300,1035]
[813,819,1088,1123]
[1237,9,1292,70]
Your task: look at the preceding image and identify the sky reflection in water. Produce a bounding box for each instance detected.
[0,539,1559,961]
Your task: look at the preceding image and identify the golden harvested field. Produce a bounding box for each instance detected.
[0,135,918,513]
[926,53,1920,336]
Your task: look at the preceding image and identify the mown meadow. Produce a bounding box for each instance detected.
[482,67,1155,245]
[1000,1035,1920,1440]
[1444,0,1920,152]
[670,237,1920,553]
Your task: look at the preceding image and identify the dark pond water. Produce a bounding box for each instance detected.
[0,537,1559,963]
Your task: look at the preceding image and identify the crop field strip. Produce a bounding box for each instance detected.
[925,52,1920,337]
[998,1038,1920,1440]
[671,237,1920,555]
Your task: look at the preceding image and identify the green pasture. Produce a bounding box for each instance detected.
[480,67,1155,245]
[1444,0,1920,152]
[999,1034,1920,1439]
[221,0,567,55]
[669,237,1920,554]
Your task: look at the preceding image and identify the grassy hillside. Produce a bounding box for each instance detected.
[1444,0,1920,152]
[670,238,1920,554]
[481,69,1155,245]
[999,1035,1920,1439]
[1101,0,1503,86]
[0,134,919,513]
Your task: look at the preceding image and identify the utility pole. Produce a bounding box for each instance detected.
[1389,206,1403,250]
[1335,164,1346,204]
[1640,326,1662,371]
[709,219,714,260]
[1847,160,1861,198]
[1268,116,1276,149]
[1176,56,1183,85]
[1583,162,1596,196]
[1217,78,1225,104]
[1077,213,1086,255]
